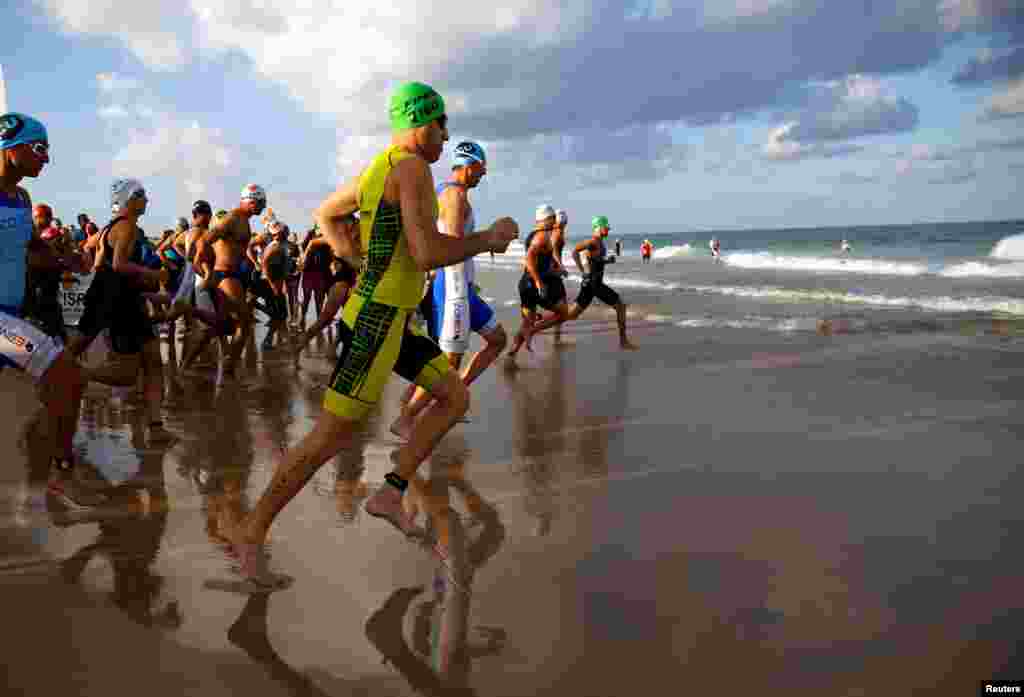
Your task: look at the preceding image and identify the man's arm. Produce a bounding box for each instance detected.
[248,232,267,267]
[439,186,468,239]
[314,176,361,263]
[398,158,516,270]
[571,238,595,275]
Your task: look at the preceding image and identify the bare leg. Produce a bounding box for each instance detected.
[37,351,86,461]
[233,412,359,544]
[615,302,638,350]
[367,373,469,535]
[392,353,464,440]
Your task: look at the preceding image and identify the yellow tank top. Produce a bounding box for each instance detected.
[354,145,437,309]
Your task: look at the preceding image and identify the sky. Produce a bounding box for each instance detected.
[2,0,1024,236]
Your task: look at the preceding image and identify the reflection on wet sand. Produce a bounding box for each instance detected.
[56,416,181,629]
[367,436,508,695]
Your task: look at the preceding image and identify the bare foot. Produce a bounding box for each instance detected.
[620,340,639,350]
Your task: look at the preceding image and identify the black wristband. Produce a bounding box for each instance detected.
[385,472,408,492]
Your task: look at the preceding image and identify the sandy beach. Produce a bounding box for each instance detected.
[1,260,1022,695]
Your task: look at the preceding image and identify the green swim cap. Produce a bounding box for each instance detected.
[389,82,446,132]
[592,215,610,229]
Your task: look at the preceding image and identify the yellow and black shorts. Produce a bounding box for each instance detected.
[324,295,450,420]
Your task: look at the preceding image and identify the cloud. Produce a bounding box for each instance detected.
[939,0,1024,36]
[36,0,190,70]
[34,0,960,140]
[983,78,1024,118]
[97,93,235,206]
[952,46,1024,84]
[761,75,916,161]
[95,72,142,92]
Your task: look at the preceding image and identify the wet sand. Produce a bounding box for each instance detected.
[2,282,1023,695]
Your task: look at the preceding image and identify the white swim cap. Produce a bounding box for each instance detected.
[535,204,555,222]
[555,209,568,225]
[110,178,145,214]
[241,184,267,203]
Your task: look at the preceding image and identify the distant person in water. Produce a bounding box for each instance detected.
[614,238,622,257]
[841,239,852,254]
[640,239,653,264]
[710,237,721,261]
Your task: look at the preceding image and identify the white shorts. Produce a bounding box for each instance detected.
[0,309,64,381]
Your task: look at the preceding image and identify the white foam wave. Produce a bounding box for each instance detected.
[724,251,926,276]
[692,284,1024,316]
[991,233,1024,260]
[939,261,1024,278]
[652,244,693,259]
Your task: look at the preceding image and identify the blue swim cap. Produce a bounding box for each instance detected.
[0,113,48,150]
[452,141,486,168]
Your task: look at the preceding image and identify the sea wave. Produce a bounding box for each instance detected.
[690,284,1024,316]
[990,233,1024,261]
[939,260,1024,278]
[723,251,927,276]
[652,244,693,259]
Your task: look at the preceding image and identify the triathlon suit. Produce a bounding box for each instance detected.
[431,182,497,353]
[0,188,64,378]
[302,240,332,296]
[574,237,621,310]
[90,218,157,354]
[517,230,567,313]
[324,145,450,421]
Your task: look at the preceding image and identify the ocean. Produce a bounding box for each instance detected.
[479,219,1024,334]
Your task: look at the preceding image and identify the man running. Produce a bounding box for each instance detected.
[0,112,98,506]
[552,209,570,345]
[250,221,289,350]
[507,205,571,359]
[297,225,333,328]
[224,82,517,588]
[292,248,358,355]
[391,141,507,439]
[530,215,637,350]
[182,186,265,375]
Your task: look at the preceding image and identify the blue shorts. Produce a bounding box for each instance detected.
[430,269,497,354]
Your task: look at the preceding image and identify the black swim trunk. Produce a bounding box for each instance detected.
[250,278,288,322]
[518,274,566,313]
[211,268,246,288]
[574,278,621,310]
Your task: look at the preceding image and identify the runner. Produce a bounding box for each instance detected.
[222,82,516,589]
[181,186,265,375]
[249,221,289,350]
[26,201,90,340]
[297,225,333,328]
[506,204,571,360]
[0,112,98,506]
[86,178,173,442]
[391,141,508,440]
[292,242,359,355]
[710,237,721,260]
[531,215,637,350]
[284,232,301,326]
[552,209,570,345]
[640,239,653,263]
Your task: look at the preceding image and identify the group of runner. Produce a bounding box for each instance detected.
[2,79,642,589]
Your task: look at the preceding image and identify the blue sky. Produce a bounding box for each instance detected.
[3,0,1024,236]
